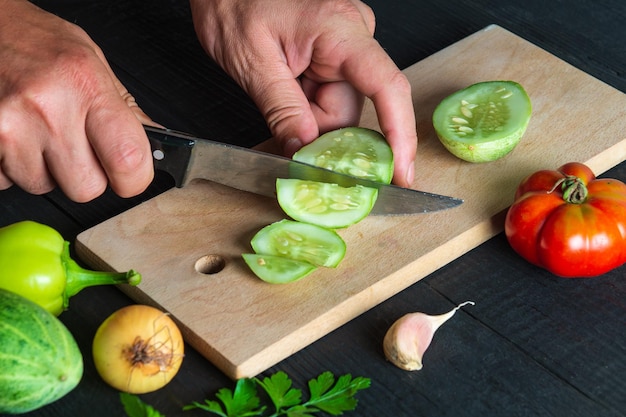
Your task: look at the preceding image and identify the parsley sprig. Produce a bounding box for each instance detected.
[185,371,370,416]
[120,392,165,417]
[120,371,370,417]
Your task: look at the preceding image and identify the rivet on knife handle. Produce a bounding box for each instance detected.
[145,126,195,187]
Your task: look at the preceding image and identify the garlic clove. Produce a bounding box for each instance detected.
[383,301,474,371]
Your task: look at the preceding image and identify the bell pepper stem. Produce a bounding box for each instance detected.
[61,241,141,309]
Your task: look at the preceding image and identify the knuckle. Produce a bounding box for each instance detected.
[55,50,107,94]
[58,162,107,202]
[65,179,107,203]
[264,101,306,135]
[12,171,56,196]
[388,71,412,95]
[265,106,319,148]
[107,138,149,174]
[266,110,303,140]
[321,0,373,29]
[27,182,56,196]
[103,139,153,198]
[323,0,359,18]
[0,119,18,148]
[0,166,13,191]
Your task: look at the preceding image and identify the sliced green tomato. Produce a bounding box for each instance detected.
[251,219,346,268]
[276,179,378,229]
[293,127,394,184]
[433,80,532,163]
[242,253,316,284]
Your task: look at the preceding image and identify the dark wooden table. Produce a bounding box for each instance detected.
[3,1,625,416]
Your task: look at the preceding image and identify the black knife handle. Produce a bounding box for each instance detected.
[144,126,195,187]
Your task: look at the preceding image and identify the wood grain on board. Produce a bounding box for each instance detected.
[76,25,626,379]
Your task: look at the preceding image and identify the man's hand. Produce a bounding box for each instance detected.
[189,0,417,187]
[0,0,154,201]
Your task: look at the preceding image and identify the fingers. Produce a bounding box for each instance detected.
[0,1,154,201]
[335,36,417,187]
[41,98,153,202]
[52,60,155,200]
[301,77,364,140]
[84,95,154,199]
[191,0,417,186]
[367,70,417,188]
[0,82,153,202]
[0,173,13,191]
[91,62,155,198]
[38,127,110,202]
[323,0,416,187]
[4,74,153,202]
[251,66,321,155]
[350,0,376,35]
[113,76,163,128]
[189,0,372,156]
[267,1,417,187]
[277,78,363,157]
[0,110,58,195]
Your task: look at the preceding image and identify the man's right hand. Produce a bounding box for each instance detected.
[0,0,154,202]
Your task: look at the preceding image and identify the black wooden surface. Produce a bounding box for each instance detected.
[2,1,625,416]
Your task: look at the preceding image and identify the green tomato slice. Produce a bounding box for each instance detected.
[242,253,316,284]
[251,219,346,268]
[433,80,532,163]
[276,179,378,229]
[293,127,394,184]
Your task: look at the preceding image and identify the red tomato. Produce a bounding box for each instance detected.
[505,162,626,277]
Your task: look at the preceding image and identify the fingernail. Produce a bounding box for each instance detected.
[283,138,303,157]
[406,162,415,186]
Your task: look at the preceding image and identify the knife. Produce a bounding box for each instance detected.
[144,126,462,215]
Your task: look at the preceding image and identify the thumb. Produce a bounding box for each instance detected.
[244,65,320,156]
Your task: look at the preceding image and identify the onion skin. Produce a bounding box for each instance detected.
[92,305,184,394]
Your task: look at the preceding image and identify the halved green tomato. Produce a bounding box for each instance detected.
[242,253,316,284]
[276,179,378,229]
[293,127,394,184]
[433,80,532,163]
[251,219,346,267]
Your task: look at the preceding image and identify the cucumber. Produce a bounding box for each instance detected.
[293,127,394,184]
[250,219,347,268]
[245,127,394,283]
[276,127,392,229]
[0,289,83,414]
[276,179,378,229]
[242,253,317,284]
[433,81,532,162]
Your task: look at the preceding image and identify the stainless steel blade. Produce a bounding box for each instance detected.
[145,126,463,215]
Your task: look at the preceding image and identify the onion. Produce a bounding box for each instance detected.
[92,304,184,394]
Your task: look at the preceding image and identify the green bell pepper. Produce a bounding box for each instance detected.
[0,221,141,316]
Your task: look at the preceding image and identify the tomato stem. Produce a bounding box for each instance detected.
[560,175,588,204]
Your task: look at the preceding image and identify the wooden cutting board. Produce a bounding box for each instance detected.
[76,25,626,379]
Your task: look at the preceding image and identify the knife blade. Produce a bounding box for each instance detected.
[144,126,462,215]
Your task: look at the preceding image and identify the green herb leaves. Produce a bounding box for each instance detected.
[185,371,370,416]
[186,378,263,417]
[256,372,298,413]
[120,392,165,417]
[253,371,370,416]
[121,371,370,417]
